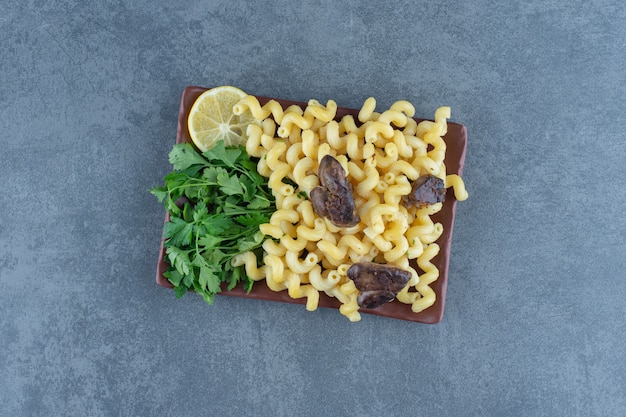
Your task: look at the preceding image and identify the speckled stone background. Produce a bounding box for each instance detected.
[1,1,625,416]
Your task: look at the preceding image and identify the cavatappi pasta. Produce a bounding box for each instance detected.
[231,95,468,321]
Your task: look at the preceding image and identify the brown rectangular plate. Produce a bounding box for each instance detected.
[156,86,467,323]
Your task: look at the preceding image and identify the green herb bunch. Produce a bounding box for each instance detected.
[151,142,275,304]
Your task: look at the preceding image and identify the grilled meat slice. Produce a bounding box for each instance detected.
[357,290,397,309]
[401,175,445,209]
[347,262,411,309]
[310,155,360,227]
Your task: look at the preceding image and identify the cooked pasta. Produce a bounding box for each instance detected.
[232,94,468,321]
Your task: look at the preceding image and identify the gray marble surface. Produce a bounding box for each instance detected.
[2,1,625,416]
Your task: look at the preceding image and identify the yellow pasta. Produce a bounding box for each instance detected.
[285,250,319,274]
[316,240,347,264]
[308,265,339,291]
[390,100,416,117]
[378,109,408,127]
[277,112,314,138]
[338,234,371,256]
[280,234,309,252]
[383,236,410,263]
[374,142,399,169]
[355,157,379,197]
[233,93,468,321]
[262,118,277,137]
[365,121,395,144]
[445,174,469,201]
[325,120,343,152]
[403,117,418,136]
[304,99,337,122]
[265,141,287,169]
[262,238,286,257]
[259,223,283,240]
[268,164,292,195]
[245,124,264,158]
[368,233,393,252]
[234,95,284,123]
[231,252,266,281]
[284,271,319,311]
[388,159,420,181]
[383,181,412,206]
[296,200,316,228]
[317,143,332,163]
[269,208,299,227]
[366,203,398,236]
[358,97,377,123]
[296,218,326,241]
[263,254,286,288]
[300,129,319,158]
[392,130,414,159]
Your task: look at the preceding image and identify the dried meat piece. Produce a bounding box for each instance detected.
[310,155,360,227]
[401,175,446,209]
[357,290,397,309]
[347,262,411,309]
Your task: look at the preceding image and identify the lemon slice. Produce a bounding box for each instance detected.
[187,86,256,152]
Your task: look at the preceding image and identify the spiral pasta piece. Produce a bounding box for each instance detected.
[231,251,266,281]
[234,95,285,123]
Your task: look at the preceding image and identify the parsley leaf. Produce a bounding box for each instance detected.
[169,143,209,174]
[151,142,275,305]
[235,213,270,227]
[237,231,266,252]
[163,217,194,247]
[247,195,272,209]
[203,141,241,167]
[217,171,244,195]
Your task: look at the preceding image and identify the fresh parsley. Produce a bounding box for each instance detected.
[151,142,275,304]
